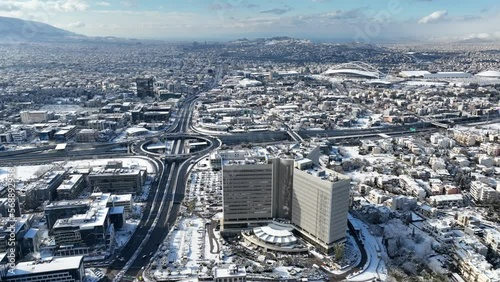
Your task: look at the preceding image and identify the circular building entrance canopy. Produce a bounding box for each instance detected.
[253,222,297,245]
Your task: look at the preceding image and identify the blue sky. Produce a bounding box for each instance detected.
[1,0,499,41]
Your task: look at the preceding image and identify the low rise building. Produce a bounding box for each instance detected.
[470,181,498,204]
[88,162,146,194]
[3,256,84,282]
[399,175,426,200]
[54,126,78,142]
[213,264,246,282]
[52,207,113,251]
[11,130,27,143]
[21,171,66,209]
[453,241,500,282]
[421,219,454,245]
[56,174,85,200]
[20,110,53,124]
[106,194,133,214]
[484,229,500,256]
[428,194,464,208]
[75,129,98,143]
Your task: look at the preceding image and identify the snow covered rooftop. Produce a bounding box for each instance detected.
[253,222,297,245]
[476,70,500,78]
[7,256,83,277]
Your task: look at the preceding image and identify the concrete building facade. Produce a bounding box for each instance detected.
[292,169,350,253]
[222,164,274,230]
[221,157,351,254]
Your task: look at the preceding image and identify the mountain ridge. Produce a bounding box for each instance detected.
[0,16,89,43]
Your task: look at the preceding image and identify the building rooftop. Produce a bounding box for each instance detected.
[53,207,109,230]
[7,256,83,277]
[56,174,83,191]
[214,264,246,279]
[108,194,132,203]
[429,194,464,202]
[89,167,142,176]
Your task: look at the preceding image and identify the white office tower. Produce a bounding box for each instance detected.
[292,168,351,253]
[221,157,351,254]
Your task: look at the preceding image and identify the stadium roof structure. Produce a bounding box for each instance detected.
[322,61,383,79]
[476,70,500,78]
[400,70,431,78]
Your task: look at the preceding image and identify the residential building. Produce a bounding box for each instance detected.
[485,229,500,256]
[429,194,464,208]
[421,219,454,245]
[470,181,498,204]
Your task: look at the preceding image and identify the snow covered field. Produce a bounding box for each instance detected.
[0,165,52,181]
[341,146,396,165]
[151,216,221,281]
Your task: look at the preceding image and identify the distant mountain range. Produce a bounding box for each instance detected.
[0,16,142,43]
[0,16,86,42]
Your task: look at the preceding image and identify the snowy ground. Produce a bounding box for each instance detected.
[151,216,221,281]
[115,220,141,249]
[340,146,396,165]
[84,268,106,282]
[0,165,52,181]
[353,114,383,129]
[347,214,387,282]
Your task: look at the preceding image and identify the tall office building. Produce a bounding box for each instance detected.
[221,157,351,254]
[136,77,154,98]
[270,158,294,219]
[222,164,274,230]
[292,169,350,253]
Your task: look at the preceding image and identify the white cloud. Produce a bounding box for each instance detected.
[0,0,88,14]
[0,3,21,11]
[68,21,85,28]
[418,10,448,24]
[96,1,110,7]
